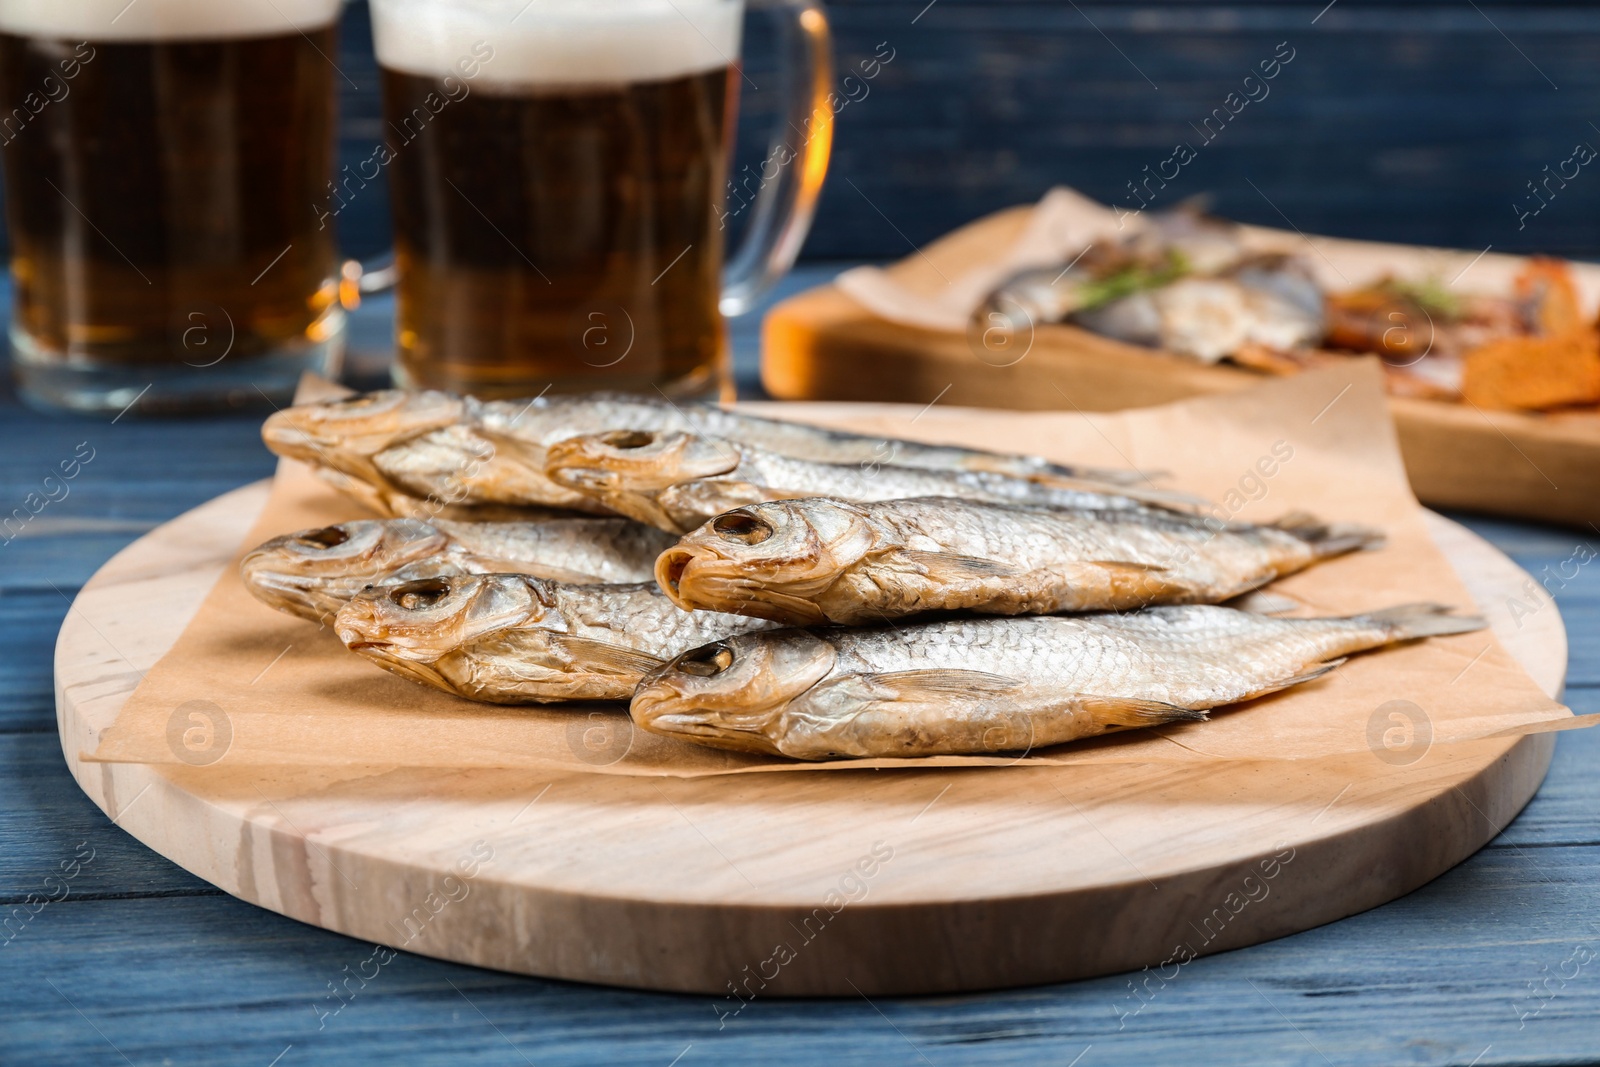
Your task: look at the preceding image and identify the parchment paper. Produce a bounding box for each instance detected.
[86,361,1588,776]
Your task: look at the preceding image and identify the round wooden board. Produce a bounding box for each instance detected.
[57,482,1565,996]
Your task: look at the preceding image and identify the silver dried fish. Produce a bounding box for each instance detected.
[543,430,1191,534]
[632,604,1485,760]
[656,497,1382,624]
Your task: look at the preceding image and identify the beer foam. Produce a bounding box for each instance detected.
[372,0,742,87]
[0,0,343,40]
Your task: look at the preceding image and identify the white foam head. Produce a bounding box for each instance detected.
[371,0,742,88]
[0,0,343,40]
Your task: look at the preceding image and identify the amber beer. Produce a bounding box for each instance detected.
[0,0,344,412]
[372,0,745,398]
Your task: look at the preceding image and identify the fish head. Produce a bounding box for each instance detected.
[240,520,452,622]
[337,576,662,701]
[335,574,546,665]
[262,390,467,468]
[544,430,740,493]
[656,500,877,624]
[631,631,839,755]
[544,431,744,531]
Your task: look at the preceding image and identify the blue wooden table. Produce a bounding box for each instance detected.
[3,268,1598,1067]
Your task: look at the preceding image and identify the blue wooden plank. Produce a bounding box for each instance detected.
[4,839,1600,1067]
[0,733,219,902]
[0,593,68,730]
[1452,516,1600,561]
[0,528,157,593]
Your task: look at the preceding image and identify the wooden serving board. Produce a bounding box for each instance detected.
[57,483,1564,996]
[762,207,1600,530]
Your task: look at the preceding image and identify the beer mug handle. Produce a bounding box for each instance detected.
[718,0,834,318]
[339,255,398,308]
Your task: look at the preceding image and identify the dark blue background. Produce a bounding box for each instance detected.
[7,2,1593,264]
[318,1,1600,264]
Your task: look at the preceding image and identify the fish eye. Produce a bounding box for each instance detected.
[604,430,657,450]
[294,526,350,549]
[390,577,451,611]
[676,642,735,677]
[712,512,773,545]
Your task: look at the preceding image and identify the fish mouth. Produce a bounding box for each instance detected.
[655,546,698,603]
[655,548,827,624]
[630,684,787,755]
[239,568,344,622]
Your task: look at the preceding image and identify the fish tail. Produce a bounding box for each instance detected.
[1351,602,1488,640]
[1272,511,1387,558]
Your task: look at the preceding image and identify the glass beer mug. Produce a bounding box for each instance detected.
[368,0,832,399]
[0,0,347,413]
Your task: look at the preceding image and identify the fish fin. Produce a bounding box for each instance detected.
[1079,696,1207,729]
[867,669,1023,698]
[1272,512,1387,558]
[1084,560,1206,603]
[1351,602,1488,639]
[1225,589,1300,615]
[1247,658,1346,699]
[546,633,664,676]
[901,551,1018,581]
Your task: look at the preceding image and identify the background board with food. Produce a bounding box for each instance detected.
[765,189,1600,529]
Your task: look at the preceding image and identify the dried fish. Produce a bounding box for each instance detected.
[980,204,1260,328]
[242,518,675,624]
[656,497,1382,624]
[632,604,1486,760]
[261,390,1154,517]
[543,430,1189,534]
[333,575,775,703]
[1075,258,1325,364]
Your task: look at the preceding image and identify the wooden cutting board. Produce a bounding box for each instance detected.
[57,481,1563,996]
[762,207,1600,530]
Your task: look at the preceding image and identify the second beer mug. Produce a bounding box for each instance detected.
[368,0,831,399]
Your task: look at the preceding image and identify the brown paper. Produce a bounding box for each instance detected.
[87,361,1585,776]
